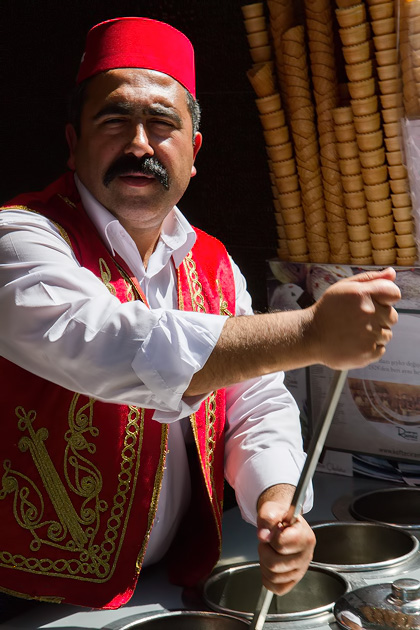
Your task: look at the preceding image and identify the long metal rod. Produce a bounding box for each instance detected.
[249,369,348,630]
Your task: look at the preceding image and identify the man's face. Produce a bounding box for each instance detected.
[66,68,202,234]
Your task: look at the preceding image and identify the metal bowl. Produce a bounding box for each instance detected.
[103,610,249,630]
[350,488,420,530]
[203,561,348,622]
[311,522,419,571]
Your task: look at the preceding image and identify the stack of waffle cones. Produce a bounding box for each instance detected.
[243,2,272,63]
[399,0,420,117]
[281,25,330,262]
[333,105,373,264]
[240,0,418,266]
[266,0,296,114]
[304,0,350,263]
[243,3,308,261]
[367,0,416,265]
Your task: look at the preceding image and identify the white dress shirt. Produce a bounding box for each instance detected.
[0,174,312,565]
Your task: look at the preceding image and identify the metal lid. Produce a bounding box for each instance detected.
[334,578,420,629]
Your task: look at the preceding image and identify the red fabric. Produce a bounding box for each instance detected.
[0,173,235,608]
[77,17,196,97]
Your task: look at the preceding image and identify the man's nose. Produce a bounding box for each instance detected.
[124,123,154,156]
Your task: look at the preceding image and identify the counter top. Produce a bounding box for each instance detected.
[0,472,397,629]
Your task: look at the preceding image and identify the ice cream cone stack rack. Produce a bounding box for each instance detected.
[241,0,419,266]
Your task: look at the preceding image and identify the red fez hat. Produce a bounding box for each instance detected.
[77,17,196,97]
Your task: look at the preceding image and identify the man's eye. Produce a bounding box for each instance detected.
[103,118,125,125]
[152,119,174,128]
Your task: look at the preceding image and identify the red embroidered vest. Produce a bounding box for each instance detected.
[0,172,235,608]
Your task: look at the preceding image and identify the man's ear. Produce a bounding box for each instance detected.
[191,132,203,178]
[65,123,78,170]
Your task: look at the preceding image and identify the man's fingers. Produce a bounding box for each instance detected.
[369,281,401,306]
[342,267,396,284]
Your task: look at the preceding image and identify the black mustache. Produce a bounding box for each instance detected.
[103,155,170,189]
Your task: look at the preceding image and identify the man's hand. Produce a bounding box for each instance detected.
[310,267,401,370]
[256,484,316,596]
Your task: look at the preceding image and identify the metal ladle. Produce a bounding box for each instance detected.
[250,369,349,630]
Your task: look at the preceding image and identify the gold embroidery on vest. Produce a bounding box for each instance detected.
[0,585,63,604]
[57,194,77,209]
[99,258,116,296]
[135,423,168,573]
[17,406,88,550]
[99,406,143,580]
[0,397,143,582]
[179,248,222,543]
[216,279,233,317]
[205,394,223,531]
[182,252,206,313]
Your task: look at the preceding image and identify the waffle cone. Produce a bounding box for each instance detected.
[271,158,296,177]
[284,221,306,239]
[279,190,302,209]
[396,245,417,258]
[394,219,414,235]
[242,3,265,19]
[372,248,397,265]
[308,40,331,55]
[325,201,346,219]
[349,240,373,258]
[393,206,413,222]
[276,174,300,193]
[261,109,286,131]
[369,214,394,233]
[396,233,416,248]
[396,254,417,266]
[307,226,329,241]
[287,237,308,255]
[287,253,311,262]
[322,167,342,187]
[281,205,304,223]
[371,231,396,249]
[256,93,282,114]
[366,198,392,217]
[348,224,371,241]
[304,0,332,13]
[350,255,373,265]
[305,208,327,227]
[346,207,368,224]
[247,63,277,97]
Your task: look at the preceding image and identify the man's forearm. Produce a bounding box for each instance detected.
[186,309,316,396]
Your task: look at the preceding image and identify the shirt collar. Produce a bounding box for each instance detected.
[74,173,196,270]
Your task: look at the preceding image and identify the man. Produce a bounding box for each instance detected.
[0,17,400,610]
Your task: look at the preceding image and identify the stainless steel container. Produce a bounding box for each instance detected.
[311,522,419,572]
[334,578,420,629]
[350,488,420,530]
[202,561,348,624]
[103,610,250,630]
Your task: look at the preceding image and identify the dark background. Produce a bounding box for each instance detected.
[1,0,277,312]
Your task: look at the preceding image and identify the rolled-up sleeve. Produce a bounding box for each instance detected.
[0,210,227,416]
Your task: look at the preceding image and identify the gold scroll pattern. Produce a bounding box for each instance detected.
[180,250,229,535]
[0,397,144,581]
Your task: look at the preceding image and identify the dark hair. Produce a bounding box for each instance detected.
[67,75,201,139]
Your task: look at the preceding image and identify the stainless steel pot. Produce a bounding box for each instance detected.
[311,522,419,572]
[102,610,250,630]
[334,578,420,629]
[350,487,420,530]
[203,561,348,623]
